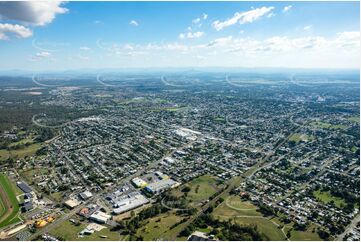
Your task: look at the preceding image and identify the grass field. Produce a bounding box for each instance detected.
[212,195,286,241]
[136,211,184,240]
[213,196,261,217]
[170,175,222,207]
[0,143,41,162]
[20,167,50,184]
[313,190,346,208]
[183,175,221,204]
[347,116,360,123]
[49,220,123,241]
[310,121,347,130]
[284,224,322,241]
[235,217,286,241]
[8,138,34,149]
[289,133,314,143]
[225,196,258,210]
[0,173,21,228]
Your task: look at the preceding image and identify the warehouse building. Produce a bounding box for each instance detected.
[113,192,149,215]
[17,181,32,193]
[144,179,179,195]
[131,177,148,188]
[90,211,111,224]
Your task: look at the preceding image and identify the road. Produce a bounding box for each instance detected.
[29,135,196,240]
[171,121,305,239]
[336,214,360,241]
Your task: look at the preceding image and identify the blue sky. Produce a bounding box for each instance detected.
[0,1,359,70]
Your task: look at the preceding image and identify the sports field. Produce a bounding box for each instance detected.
[0,173,21,228]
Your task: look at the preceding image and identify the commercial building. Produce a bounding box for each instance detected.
[64,199,80,209]
[17,181,32,193]
[144,178,179,195]
[90,211,111,224]
[79,191,93,200]
[131,177,148,188]
[113,193,149,215]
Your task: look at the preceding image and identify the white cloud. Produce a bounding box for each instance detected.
[179,31,204,39]
[0,1,68,26]
[212,6,274,31]
[80,46,91,51]
[282,5,292,13]
[0,23,32,40]
[36,51,51,58]
[192,18,201,24]
[334,31,360,47]
[129,20,139,26]
[90,31,360,69]
[203,13,208,20]
[207,36,233,47]
[304,25,312,30]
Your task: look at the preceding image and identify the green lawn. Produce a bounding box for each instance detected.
[213,197,261,217]
[8,138,34,149]
[284,224,322,241]
[289,133,314,143]
[49,220,122,241]
[170,175,222,207]
[313,190,346,208]
[212,196,286,241]
[136,211,184,240]
[225,196,258,210]
[0,173,21,228]
[0,143,41,162]
[20,167,50,184]
[185,175,221,203]
[235,217,286,241]
[310,121,347,130]
[347,116,360,123]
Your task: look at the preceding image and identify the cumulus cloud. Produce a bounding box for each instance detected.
[282,5,292,13]
[0,1,68,26]
[203,13,208,20]
[129,20,139,26]
[0,23,32,40]
[304,25,312,30]
[212,6,274,31]
[179,31,204,39]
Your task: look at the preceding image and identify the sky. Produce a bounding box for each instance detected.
[0,1,359,71]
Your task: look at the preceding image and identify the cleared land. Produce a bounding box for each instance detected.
[0,173,21,228]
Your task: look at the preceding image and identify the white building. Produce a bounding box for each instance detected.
[79,191,93,200]
[113,193,149,215]
[144,179,179,195]
[90,211,111,224]
[131,177,148,188]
